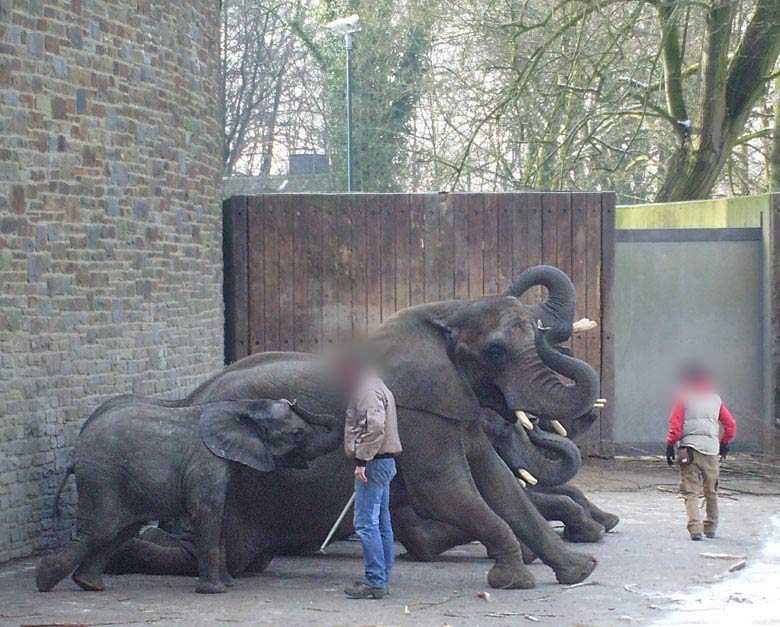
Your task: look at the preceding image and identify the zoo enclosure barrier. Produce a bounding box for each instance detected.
[223,192,616,454]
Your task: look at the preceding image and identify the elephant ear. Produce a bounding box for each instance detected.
[373,309,481,423]
[199,407,275,472]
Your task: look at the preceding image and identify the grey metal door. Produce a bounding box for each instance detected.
[613,229,764,452]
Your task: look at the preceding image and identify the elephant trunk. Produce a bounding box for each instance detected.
[290,401,340,430]
[522,423,582,487]
[507,265,576,345]
[531,325,599,420]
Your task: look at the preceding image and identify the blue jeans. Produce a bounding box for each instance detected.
[353,458,397,588]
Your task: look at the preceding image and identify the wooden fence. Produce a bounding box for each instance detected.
[223,192,616,451]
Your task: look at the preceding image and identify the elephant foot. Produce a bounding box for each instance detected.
[196,580,228,594]
[35,555,72,592]
[220,572,235,587]
[599,513,620,532]
[520,543,537,564]
[553,553,597,585]
[562,521,605,543]
[487,552,535,589]
[72,570,105,592]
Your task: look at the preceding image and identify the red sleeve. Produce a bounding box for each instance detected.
[666,399,685,446]
[718,404,736,443]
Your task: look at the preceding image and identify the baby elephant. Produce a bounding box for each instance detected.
[36,397,339,594]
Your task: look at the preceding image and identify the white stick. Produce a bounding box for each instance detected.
[319,492,356,552]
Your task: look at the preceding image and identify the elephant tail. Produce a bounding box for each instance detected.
[51,462,75,519]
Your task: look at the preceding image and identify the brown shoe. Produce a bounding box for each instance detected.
[345,582,386,599]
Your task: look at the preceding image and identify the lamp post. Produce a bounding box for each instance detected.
[324,14,360,192]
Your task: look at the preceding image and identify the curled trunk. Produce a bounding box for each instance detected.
[507,266,576,345]
[518,422,582,487]
[532,326,599,420]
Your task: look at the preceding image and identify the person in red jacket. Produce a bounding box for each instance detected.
[665,363,736,540]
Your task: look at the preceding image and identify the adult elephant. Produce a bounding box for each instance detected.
[108,291,599,589]
[506,267,620,532]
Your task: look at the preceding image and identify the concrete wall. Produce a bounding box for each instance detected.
[613,231,764,452]
[0,0,224,561]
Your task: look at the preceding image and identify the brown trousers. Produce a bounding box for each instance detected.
[679,450,719,535]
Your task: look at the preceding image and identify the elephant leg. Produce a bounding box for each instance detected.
[71,522,144,591]
[36,486,131,592]
[465,429,597,585]
[392,501,475,561]
[527,491,604,543]
[105,533,198,576]
[245,550,275,573]
[393,502,538,564]
[218,530,234,587]
[188,473,228,594]
[398,414,535,589]
[544,484,620,532]
[587,501,620,532]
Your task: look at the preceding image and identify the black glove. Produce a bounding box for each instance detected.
[666,445,675,466]
[719,441,729,460]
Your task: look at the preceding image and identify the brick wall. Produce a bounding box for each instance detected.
[0,0,224,561]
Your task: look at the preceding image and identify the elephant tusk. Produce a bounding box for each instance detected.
[549,420,568,437]
[517,478,527,488]
[515,410,534,430]
[518,468,538,486]
[572,318,598,333]
[596,398,607,404]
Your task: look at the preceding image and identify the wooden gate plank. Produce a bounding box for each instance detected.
[483,193,498,294]
[223,196,249,362]
[525,192,543,303]
[246,196,264,355]
[395,195,411,310]
[366,194,382,332]
[556,192,572,278]
[599,192,616,454]
[511,193,529,299]
[423,193,440,302]
[571,192,588,363]
[467,193,484,298]
[352,195,368,338]
[291,194,308,351]
[278,194,294,351]
[583,192,603,453]
[497,193,513,294]
[263,196,281,351]
[439,193,455,300]
[380,195,397,321]
[336,195,353,343]
[453,193,469,299]
[306,195,323,352]
[542,192,557,267]
[409,194,425,305]
[321,194,339,348]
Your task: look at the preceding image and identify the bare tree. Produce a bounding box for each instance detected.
[654,0,780,201]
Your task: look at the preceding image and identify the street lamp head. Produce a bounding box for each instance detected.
[324,14,359,35]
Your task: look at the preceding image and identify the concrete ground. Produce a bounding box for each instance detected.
[1,457,779,627]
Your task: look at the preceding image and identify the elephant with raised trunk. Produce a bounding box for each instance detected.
[104,285,601,589]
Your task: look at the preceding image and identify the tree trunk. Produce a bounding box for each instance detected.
[771,78,780,192]
[656,0,780,201]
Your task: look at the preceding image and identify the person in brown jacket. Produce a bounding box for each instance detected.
[343,368,402,600]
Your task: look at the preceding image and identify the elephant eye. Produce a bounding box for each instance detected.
[484,343,509,367]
